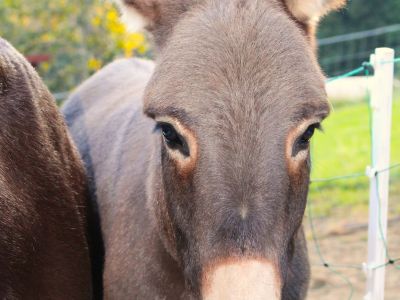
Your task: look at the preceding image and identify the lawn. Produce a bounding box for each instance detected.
[308,94,400,216]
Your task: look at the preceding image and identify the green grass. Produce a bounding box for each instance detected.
[308,96,400,216]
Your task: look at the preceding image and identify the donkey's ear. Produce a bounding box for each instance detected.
[114,0,188,30]
[285,0,346,24]
[114,0,189,46]
[114,0,156,31]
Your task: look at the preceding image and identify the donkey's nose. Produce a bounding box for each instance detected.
[202,258,281,300]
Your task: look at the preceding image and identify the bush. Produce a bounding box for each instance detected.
[0,0,150,93]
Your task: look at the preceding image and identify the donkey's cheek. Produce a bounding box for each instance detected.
[286,153,310,185]
[173,155,198,180]
[201,259,281,300]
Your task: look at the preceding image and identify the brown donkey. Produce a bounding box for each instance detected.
[0,39,94,299]
[63,0,345,298]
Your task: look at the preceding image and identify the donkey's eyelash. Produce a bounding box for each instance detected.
[315,123,323,132]
[293,122,322,155]
[306,122,323,133]
[316,124,325,135]
[153,122,168,133]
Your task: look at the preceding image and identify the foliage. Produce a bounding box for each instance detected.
[318,0,400,78]
[319,0,400,38]
[0,0,149,93]
[309,95,400,216]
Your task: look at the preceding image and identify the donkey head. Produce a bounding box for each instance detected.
[117,0,344,298]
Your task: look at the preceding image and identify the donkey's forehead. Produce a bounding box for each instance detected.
[144,0,327,121]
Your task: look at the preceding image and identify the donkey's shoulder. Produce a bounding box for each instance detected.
[0,38,92,299]
[84,57,154,93]
[66,57,153,105]
[62,57,154,126]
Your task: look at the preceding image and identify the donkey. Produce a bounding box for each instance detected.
[0,38,94,299]
[63,0,345,298]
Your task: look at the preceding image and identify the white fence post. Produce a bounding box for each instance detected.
[364,48,395,300]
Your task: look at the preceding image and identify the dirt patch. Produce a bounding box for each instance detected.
[306,215,400,299]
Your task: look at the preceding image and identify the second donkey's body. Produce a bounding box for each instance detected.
[0,38,93,299]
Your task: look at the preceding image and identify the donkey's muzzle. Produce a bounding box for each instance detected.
[201,258,281,300]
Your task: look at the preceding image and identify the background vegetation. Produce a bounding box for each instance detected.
[319,0,400,38]
[310,93,400,216]
[0,0,150,94]
[318,0,400,77]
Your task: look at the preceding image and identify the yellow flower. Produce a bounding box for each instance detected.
[123,32,146,57]
[108,22,125,35]
[106,9,119,23]
[128,33,145,48]
[87,57,102,71]
[41,33,53,43]
[41,62,50,72]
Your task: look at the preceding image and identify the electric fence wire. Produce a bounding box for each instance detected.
[307,57,400,299]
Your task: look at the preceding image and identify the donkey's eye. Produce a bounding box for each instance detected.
[297,123,321,151]
[160,123,180,144]
[290,122,322,159]
[156,122,190,156]
[298,123,320,148]
[300,125,316,144]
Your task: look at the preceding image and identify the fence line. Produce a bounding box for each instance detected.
[319,24,400,46]
[318,25,400,77]
[309,48,400,299]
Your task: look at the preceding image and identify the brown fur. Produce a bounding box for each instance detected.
[64,0,345,298]
[0,38,92,299]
